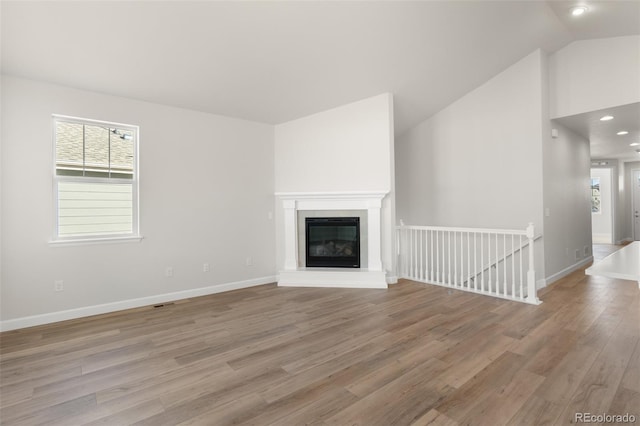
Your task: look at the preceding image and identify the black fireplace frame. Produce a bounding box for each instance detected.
[305,217,360,268]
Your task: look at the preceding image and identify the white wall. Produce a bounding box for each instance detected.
[549,35,640,119]
[275,94,392,193]
[590,168,613,243]
[274,94,396,277]
[543,122,592,281]
[1,76,276,329]
[396,51,545,229]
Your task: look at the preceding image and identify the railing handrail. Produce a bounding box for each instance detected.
[396,224,528,236]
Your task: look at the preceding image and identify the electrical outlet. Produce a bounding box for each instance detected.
[575,249,580,260]
[54,280,64,292]
[584,246,590,256]
[246,257,253,267]
[165,267,173,277]
[203,263,210,272]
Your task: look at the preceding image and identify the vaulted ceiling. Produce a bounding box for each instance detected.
[2,1,639,137]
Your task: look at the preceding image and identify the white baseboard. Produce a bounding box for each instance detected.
[539,257,593,289]
[0,276,277,332]
[386,275,398,284]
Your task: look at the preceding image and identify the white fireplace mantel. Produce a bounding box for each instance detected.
[276,191,388,289]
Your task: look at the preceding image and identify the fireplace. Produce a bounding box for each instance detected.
[277,191,388,288]
[305,217,360,268]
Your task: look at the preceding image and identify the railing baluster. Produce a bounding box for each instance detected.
[487,233,492,292]
[400,228,404,277]
[442,230,445,284]
[438,230,442,284]
[495,233,498,295]
[488,233,492,293]
[448,230,452,286]
[405,228,409,278]
[511,234,515,298]
[405,228,409,279]
[396,228,400,277]
[466,231,471,288]
[406,228,410,279]
[416,228,420,279]
[416,229,420,280]
[454,231,458,287]
[412,229,417,279]
[422,229,428,281]
[480,233,485,292]
[519,234,523,299]
[436,230,440,283]
[399,228,403,277]
[503,234,507,297]
[497,233,500,295]
[472,232,475,289]
[408,228,412,279]
[430,230,434,282]
[420,229,424,281]
[409,228,412,279]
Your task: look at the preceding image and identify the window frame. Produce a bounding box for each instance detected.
[50,114,141,245]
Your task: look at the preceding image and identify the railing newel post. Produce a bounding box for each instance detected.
[525,223,540,305]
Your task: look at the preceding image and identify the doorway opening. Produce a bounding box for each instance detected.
[590,167,614,244]
[633,169,640,241]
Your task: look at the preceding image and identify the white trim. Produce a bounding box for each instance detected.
[0,276,277,332]
[275,191,389,200]
[278,269,387,289]
[540,256,594,288]
[49,235,144,247]
[52,114,138,130]
[386,275,398,284]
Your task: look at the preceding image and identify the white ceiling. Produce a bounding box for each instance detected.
[555,102,640,161]
[1,1,639,144]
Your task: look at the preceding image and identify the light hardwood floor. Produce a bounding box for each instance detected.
[1,247,639,425]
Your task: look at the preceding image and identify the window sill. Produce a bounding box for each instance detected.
[49,235,144,247]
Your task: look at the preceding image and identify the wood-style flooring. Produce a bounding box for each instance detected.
[1,245,639,425]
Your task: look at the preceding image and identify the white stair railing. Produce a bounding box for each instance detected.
[396,223,541,305]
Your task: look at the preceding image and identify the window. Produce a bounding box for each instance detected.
[53,115,139,242]
[591,177,601,214]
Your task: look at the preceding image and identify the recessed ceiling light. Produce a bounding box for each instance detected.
[617,131,629,135]
[571,5,589,16]
[630,142,640,146]
[600,115,614,121]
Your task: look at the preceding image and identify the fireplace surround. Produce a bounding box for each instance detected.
[276,191,388,289]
